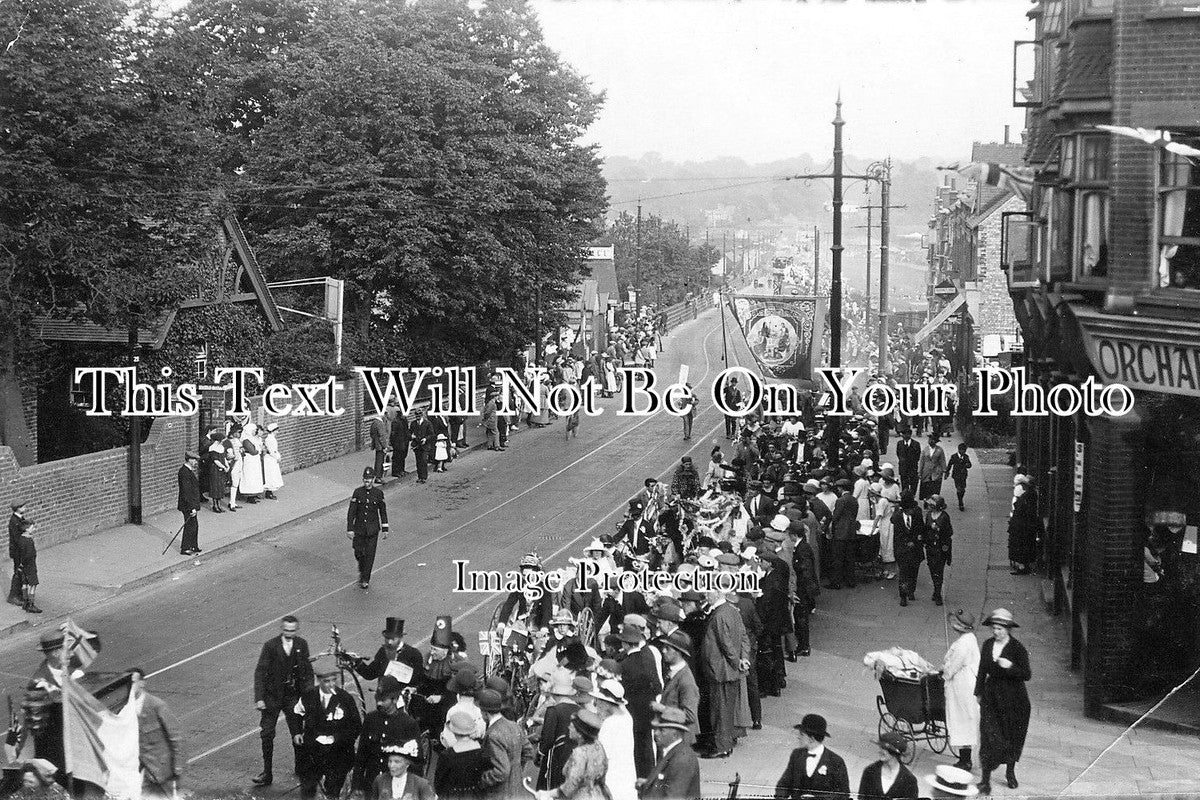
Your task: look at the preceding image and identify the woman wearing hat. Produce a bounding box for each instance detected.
[535,709,609,800]
[942,611,981,771]
[974,609,1032,793]
[263,422,284,499]
[856,732,918,799]
[434,710,489,800]
[371,740,434,800]
[1007,477,1041,576]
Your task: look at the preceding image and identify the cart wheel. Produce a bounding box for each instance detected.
[482,603,504,678]
[889,718,917,766]
[877,712,893,742]
[577,607,596,649]
[928,721,949,754]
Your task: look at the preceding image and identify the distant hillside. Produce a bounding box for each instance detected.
[601,152,949,310]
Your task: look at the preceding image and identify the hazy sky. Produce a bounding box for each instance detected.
[531,0,1033,164]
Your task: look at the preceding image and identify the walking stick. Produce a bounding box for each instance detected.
[161,521,187,556]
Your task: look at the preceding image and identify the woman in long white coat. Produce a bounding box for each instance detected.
[238,423,265,502]
[874,465,903,579]
[262,422,284,498]
[942,609,981,772]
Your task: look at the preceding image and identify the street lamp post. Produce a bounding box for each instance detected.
[830,95,845,462]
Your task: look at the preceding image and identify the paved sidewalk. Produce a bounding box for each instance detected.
[700,429,1200,798]
[0,427,497,640]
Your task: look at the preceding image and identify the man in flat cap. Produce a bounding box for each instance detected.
[8,501,28,605]
[294,656,361,800]
[177,451,202,556]
[347,467,389,590]
[654,632,700,747]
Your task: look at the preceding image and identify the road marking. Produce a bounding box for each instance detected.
[183,314,739,765]
[150,316,722,683]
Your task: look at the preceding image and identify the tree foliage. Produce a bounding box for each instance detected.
[609,211,718,307]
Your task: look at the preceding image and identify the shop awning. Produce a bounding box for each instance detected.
[912,295,966,344]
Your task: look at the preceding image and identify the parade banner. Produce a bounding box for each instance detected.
[726,294,827,383]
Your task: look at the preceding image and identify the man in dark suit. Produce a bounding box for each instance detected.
[352,676,422,795]
[774,713,850,800]
[639,706,701,800]
[388,406,409,477]
[354,618,425,689]
[618,624,663,778]
[828,480,859,590]
[294,657,362,800]
[348,467,390,590]
[894,428,921,499]
[8,501,27,605]
[130,668,183,799]
[756,534,792,695]
[369,413,388,482]
[891,496,927,607]
[408,408,434,484]
[655,631,700,746]
[700,589,748,759]
[253,615,315,786]
[745,481,777,527]
[478,689,534,800]
[177,452,202,556]
[595,587,650,638]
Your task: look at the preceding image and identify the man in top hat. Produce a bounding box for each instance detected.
[352,675,423,795]
[616,622,662,778]
[828,479,859,590]
[254,615,314,786]
[917,432,947,501]
[616,499,654,557]
[8,501,27,606]
[892,496,927,607]
[654,631,700,746]
[354,618,425,689]
[479,688,534,800]
[347,467,390,590]
[293,655,362,800]
[177,451,203,556]
[638,706,701,800]
[894,428,921,498]
[774,714,849,800]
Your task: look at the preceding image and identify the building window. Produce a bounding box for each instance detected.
[1047,187,1074,282]
[1062,133,1111,281]
[1043,0,1065,35]
[1071,0,1113,16]
[194,342,209,382]
[1158,138,1200,289]
[1079,191,1109,277]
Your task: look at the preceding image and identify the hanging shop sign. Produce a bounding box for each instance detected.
[1074,440,1084,513]
[1076,307,1200,398]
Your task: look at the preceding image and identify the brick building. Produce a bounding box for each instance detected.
[1005,0,1200,718]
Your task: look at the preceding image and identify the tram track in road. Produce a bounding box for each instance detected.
[174,314,755,774]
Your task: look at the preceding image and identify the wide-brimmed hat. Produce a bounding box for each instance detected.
[652,601,685,624]
[618,624,645,645]
[948,610,977,632]
[445,710,476,737]
[589,678,627,706]
[926,764,980,796]
[571,708,603,738]
[584,538,607,552]
[37,631,65,652]
[924,495,947,512]
[656,631,693,659]
[983,608,1019,628]
[651,706,690,731]
[769,513,791,532]
[382,740,420,760]
[875,731,908,759]
[793,713,829,740]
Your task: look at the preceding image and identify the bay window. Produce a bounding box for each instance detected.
[1158,136,1200,290]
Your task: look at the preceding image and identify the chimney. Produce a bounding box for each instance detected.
[1004,125,1011,144]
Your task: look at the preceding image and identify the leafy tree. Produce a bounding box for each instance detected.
[610,211,718,307]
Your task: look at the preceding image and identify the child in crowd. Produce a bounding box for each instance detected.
[947,443,973,511]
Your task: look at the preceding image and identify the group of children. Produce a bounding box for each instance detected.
[7,502,40,614]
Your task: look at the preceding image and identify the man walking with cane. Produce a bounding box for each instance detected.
[177,452,202,556]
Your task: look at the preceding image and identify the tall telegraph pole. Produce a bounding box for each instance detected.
[635,202,642,316]
[878,158,893,374]
[829,95,845,461]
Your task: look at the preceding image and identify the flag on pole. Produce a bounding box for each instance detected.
[62,619,100,671]
[942,162,1035,203]
[1095,125,1200,158]
[62,670,140,799]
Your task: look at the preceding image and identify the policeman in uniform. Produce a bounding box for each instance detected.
[347,467,389,589]
[352,675,423,791]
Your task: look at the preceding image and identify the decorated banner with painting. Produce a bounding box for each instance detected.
[726,294,827,383]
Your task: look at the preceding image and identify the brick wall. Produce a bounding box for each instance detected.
[1082,408,1145,711]
[1109,0,1200,291]
[20,375,37,465]
[1,380,368,547]
[0,414,197,548]
[976,195,1024,340]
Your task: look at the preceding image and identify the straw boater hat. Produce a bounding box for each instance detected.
[589,678,627,706]
[983,608,1019,628]
[948,610,976,633]
[926,764,980,796]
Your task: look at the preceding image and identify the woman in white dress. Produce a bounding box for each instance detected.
[225,428,243,512]
[874,465,902,579]
[262,422,284,499]
[238,423,265,503]
[942,609,981,772]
